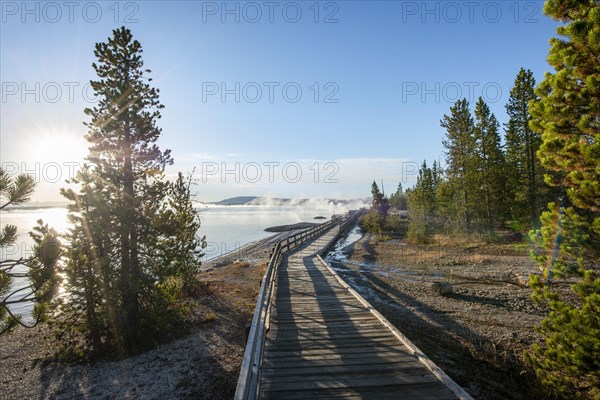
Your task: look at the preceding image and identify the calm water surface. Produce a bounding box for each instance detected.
[1,204,350,318]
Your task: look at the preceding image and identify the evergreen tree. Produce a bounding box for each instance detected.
[370,180,389,217]
[474,97,506,229]
[408,161,438,242]
[526,1,600,398]
[389,182,408,210]
[61,166,119,351]
[431,160,442,188]
[152,171,206,287]
[59,27,204,354]
[0,169,60,334]
[505,68,546,228]
[441,99,478,231]
[371,180,383,209]
[89,26,173,350]
[361,181,390,234]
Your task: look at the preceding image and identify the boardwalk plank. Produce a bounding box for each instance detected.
[261,360,427,377]
[259,383,456,400]
[263,355,419,369]
[261,373,441,392]
[264,345,413,359]
[253,225,465,400]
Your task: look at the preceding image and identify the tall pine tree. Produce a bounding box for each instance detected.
[389,182,408,210]
[505,68,546,228]
[60,27,204,354]
[441,99,479,231]
[474,97,506,229]
[408,161,438,242]
[526,1,600,398]
[370,180,389,217]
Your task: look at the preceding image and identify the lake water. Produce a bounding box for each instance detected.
[1,203,361,318]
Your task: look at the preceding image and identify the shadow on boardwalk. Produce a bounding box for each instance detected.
[260,234,458,399]
[329,244,547,400]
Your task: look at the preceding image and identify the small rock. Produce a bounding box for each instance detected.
[431,281,453,296]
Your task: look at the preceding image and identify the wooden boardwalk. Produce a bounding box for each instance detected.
[236,217,472,399]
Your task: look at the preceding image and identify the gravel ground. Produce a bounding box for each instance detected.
[0,245,271,399]
[326,231,550,400]
[1,321,242,400]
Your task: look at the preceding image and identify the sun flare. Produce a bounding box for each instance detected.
[28,128,88,166]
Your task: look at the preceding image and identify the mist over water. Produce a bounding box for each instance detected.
[198,205,340,259]
[1,203,365,318]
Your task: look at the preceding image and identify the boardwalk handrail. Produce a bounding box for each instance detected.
[315,254,474,400]
[234,214,349,400]
[235,208,473,400]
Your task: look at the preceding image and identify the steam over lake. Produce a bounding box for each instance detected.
[1,202,365,318]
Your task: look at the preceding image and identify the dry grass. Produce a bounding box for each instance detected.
[202,312,218,323]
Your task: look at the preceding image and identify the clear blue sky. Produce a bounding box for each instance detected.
[1,1,559,202]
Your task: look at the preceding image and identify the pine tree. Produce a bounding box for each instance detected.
[152,171,206,287]
[526,1,600,398]
[408,161,438,242]
[88,26,173,350]
[389,182,408,210]
[61,166,119,351]
[0,169,60,334]
[431,160,442,188]
[370,180,389,217]
[441,99,478,231]
[361,181,390,234]
[505,68,546,228]
[59,27,203,354]
[474,97,506,229]
[371,181,383,209]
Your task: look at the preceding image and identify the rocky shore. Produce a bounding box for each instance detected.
[263,222,318,233]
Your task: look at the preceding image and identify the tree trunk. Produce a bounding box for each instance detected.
[123,138,139,347]
[84,262,102,353]
[121,63,139,348]
[526,128,538,227]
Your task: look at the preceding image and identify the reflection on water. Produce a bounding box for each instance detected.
[1,205,339,319]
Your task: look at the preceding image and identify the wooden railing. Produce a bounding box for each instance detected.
[234,216,340,400]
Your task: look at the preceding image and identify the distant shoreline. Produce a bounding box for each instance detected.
[4,205,65,211]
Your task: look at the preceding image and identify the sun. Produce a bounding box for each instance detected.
[6,124,90,202]
[29,127,89,167]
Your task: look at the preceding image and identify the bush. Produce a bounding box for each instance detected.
[359,210,383,235]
